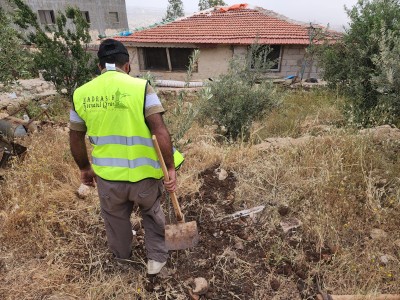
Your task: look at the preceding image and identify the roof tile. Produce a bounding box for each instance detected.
[117,7,338,45]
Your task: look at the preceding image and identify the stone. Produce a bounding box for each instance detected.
[215,167,228,181]
[77,183,90,199]
[192,277,209,295]
[280,217,302,233]
[380,255,389,265]
[370,228,387,240]
[379,254,395,265]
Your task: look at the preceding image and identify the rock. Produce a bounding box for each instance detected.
[188,291,200,300]
[380,255,389,265]
[77,183,90,199]
[394,240,400,248]
[370,228,387,240]
[270,277,280,291]
[280,217,302,233]
[215,167,228,181]
[192,277,209,295]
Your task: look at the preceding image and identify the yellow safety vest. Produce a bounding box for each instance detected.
[73,70,184,182]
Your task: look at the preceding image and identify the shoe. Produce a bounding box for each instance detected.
[147,259,167,275]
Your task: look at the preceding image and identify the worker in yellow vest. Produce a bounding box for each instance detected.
[69,39,184,275]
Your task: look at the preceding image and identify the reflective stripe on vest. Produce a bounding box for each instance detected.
[92,157,160,169]
[89,135,154,147]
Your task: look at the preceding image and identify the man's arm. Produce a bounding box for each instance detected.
[69,130,96,187]
[146,113,177,192]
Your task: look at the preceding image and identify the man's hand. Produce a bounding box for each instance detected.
[81,166,96,187]
[146,113,178,193]
[164,168,177,193]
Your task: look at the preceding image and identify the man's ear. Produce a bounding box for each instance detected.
[123,62,130,74]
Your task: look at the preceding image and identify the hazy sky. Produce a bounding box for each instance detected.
[125,0,359,28]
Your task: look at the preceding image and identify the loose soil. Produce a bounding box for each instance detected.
[135,164,321,299]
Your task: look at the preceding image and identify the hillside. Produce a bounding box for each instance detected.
[0,85,399,299]
[126,6,165,30]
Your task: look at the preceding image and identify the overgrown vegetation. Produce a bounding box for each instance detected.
[318,0,400,126]
[9,0,96,100]
[199,44,279,140]
[163,50,202,144]
[0,7,34,89]
[1,88,399,299]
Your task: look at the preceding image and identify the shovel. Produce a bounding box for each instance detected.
[152,135,199,250]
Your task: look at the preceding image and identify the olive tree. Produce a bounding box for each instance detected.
[318,0,400,125]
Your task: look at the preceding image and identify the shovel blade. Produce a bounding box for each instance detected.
[165,221,199,250]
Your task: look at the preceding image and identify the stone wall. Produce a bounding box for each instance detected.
[0,79,57,114]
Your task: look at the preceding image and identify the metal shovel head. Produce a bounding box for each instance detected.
[165,221,199,250]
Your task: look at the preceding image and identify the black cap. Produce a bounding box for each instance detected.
[98,39,129,59]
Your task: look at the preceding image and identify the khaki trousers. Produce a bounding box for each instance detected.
[96,176,168,262]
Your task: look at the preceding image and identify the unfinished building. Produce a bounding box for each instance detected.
[0,0,129,41]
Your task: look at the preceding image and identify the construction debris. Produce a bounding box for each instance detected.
[222,205,265,221]
[0,137,27,169]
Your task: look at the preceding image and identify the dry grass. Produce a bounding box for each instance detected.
[1,89,399,299]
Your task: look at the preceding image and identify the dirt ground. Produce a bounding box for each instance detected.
[127,164,321,299]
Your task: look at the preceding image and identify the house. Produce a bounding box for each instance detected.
[116,4,338,81]
[0,0,129,41]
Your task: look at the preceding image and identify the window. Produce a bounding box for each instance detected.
[140,47,196,72]
[38,10,55,25]
[169,48,193,71]
[81,11,90,23]
[109,12,119,23]
[143,48,169,71]
[250,45,282,71]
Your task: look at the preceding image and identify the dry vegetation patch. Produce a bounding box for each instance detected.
[0,90,399,299]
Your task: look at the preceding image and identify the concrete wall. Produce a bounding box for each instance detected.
[233,45,320,79]
[126,43,321,81]
[278,45,320,79]
[0,0,128,41]
[128,45,233,81]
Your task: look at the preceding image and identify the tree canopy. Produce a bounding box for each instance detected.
[318,0,400,126]
[164,0,184,21]
[198,0,227,10]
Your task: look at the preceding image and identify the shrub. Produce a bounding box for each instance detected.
[318,0,400,126]
[200,44,279,140]
[370,27,400,127]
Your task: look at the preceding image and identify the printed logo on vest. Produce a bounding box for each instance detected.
[82,89,130,111]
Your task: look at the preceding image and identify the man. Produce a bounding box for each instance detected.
[69,39,184,275]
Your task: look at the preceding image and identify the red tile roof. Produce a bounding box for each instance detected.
[117,5,337,45]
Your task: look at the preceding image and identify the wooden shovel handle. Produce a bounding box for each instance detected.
[152,135,184,222]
